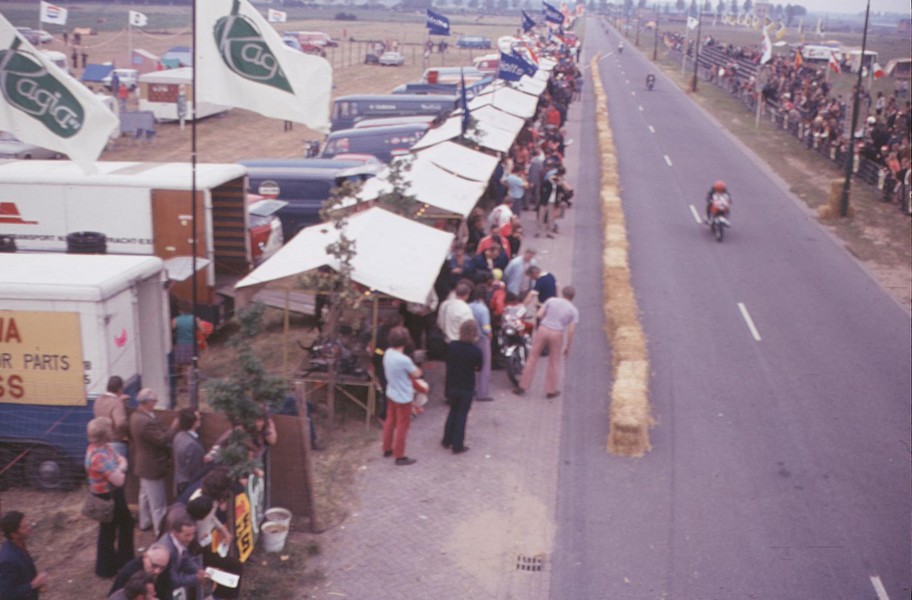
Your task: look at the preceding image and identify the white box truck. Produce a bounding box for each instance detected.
[0,254,171,490]
[0,160,252,322]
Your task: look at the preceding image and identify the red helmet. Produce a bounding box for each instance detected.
[713,180,727,192]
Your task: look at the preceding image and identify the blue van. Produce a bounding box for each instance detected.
[330,94,457,131]
[319,123,430,164]
[241,158,381,239]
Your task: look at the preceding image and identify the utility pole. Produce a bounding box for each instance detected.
[840,0,870,217]
[653,6,660,61]
[691,8,702,92]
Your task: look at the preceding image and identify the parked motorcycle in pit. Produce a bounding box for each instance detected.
[498,311,533,386]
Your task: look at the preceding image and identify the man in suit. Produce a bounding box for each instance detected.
[129,388,178,538]
[93,376,131,458]
[0,511,48,600]
[173,408,207,496]
[158,507,207,599]
[108,544,170,600]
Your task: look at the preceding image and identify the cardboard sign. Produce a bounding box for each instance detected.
[0,311,86,405]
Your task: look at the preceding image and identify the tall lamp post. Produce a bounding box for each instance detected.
[653,8,660,61]
[691,8,703,92]
[840,0,871,217]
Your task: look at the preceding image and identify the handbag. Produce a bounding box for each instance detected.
[81,492,114,523]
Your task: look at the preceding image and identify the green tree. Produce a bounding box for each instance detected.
[688,0,697,17]
[468,0,479,9]
[703,1,712,13]
[742,0,752,13]
[205,304,286,479]
[730,0,738,15]
[716,0,725,15]
[676,0,686,12]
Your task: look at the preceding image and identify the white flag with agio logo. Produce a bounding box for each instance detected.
[196,0,332,132]
[40,1,68,26]
[129,11,148,28]
[0,16,119,174]
[267,9,287,23]
[687,16,699,30]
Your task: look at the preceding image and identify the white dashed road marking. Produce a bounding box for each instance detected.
[737,303,762,342]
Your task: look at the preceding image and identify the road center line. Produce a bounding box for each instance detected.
[688,204,703,224]
[737,303,762,342]
[648,125,655,133]
[664,154,672,167]
[870,575,890,600]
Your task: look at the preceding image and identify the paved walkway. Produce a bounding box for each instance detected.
[304,100,584,600]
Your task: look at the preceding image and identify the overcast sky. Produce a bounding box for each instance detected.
[788,0,910,14]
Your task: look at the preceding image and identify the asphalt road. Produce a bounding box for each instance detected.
[552,17,911,600]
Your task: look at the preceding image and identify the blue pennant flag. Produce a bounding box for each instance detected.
[522,10,536,32]
[542,2,564,25]
[426,8,451,36]
[498,51,537,82]
[459,68,470,137]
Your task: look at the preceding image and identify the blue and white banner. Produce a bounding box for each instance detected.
[426,8,451,36]
[498,51,537,82]
[542,2,564,25]
[521,10,537,33]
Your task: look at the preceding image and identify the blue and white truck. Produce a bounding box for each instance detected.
[0,254,171,490]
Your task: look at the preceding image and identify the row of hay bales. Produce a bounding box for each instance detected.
[590,53,654,457]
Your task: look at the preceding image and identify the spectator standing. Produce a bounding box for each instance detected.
[0,511,48,600]
[92,375,131,458]
[85,417,135,578]
[173,408,207,496]
[117,83,129,111]
[437,282,473,343]
[129,388,178,538]
[514,286,579,398]
[107,570,155,600]
[441,320,483,454]
[186,492,243,600]
[504,248,538,298]
[501,165,529,216]
[172,300,203,389]
[381,326,422,466]
[468,286,493,402]
[527,265,557,304]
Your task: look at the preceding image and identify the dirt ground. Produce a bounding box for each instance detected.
[2,16,909,600]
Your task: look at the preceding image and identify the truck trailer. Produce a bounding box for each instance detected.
[0,160,252,322]
[0,254,170,490]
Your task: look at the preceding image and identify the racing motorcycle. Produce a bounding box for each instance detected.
[498,310,533,386]
[707,194,732,242]
[617,42,624,54]
[646,74,655,91]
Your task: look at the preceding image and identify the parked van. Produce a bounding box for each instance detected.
[241,158,381,238]
[40,50,69,75]
[331,94,457,131]
[421,66,485,85]
[456,36,492,49]
[390,78,491,97]
[320,123,430,164]
[472,53,500,73]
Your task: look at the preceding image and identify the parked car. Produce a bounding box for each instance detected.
[36,30,53,44]
[15,27,41,45]
[101,68,139,91]
[0,132,64,159]
[456,36,492,49]
[295,31,338,48]
[379,51,405,67]
[247,198,287,264]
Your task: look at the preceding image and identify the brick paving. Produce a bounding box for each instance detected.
[303,102,583,600]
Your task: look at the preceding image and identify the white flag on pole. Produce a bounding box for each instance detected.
[687,16,699,30]
[759,26,772,64]
[0,16,119,173]
[196,0,332,132]
[39,1,68,26]
[129,11,148,28]
[267,9,287,23]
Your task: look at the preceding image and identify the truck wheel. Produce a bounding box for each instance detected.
[66,231,107,254]
[24,446,78,491]
[0,235,16,253]
[0,446,23,490]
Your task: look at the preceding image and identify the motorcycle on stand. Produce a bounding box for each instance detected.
[498,309,534,387]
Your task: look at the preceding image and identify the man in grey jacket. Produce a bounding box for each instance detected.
[172,408,207,496]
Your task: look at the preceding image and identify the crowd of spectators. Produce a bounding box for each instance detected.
[664,30,911,211]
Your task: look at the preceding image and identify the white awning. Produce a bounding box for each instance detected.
[411,115,515,154]
[413,141,498,182]
[468,86,538,119]
[164,256,211,282]
[235,207,453,305]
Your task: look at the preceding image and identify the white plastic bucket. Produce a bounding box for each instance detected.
[264,507,291,529]
[261,521,289,553]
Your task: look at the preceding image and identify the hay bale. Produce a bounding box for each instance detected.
[603,246,628,269]
[607,361,652,456]
[613,325,647,362]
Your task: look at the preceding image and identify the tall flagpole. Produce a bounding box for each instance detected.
[840,0,870,218]
[691,9,702,92]
[190,0,200,409]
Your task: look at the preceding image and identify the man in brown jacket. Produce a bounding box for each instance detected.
[93,375,130,458]
[129,389,177,538]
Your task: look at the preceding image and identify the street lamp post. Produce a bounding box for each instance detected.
[840,0,871,217]
[691,9,703,92]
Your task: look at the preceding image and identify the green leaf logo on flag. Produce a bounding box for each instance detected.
[0,38,84,138]
[213,0,292,93]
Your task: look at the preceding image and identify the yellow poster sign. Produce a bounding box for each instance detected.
[0,312,86,406]
[234,492,255,563]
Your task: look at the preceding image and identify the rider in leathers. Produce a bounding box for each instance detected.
[706,180,732,223]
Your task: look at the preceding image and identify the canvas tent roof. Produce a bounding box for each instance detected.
[81,63,113,83]
[468,86,538,119]
[350,157,487,219]
[411,115,515,153]
[235,207,453,306]
[412,141,498,182]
